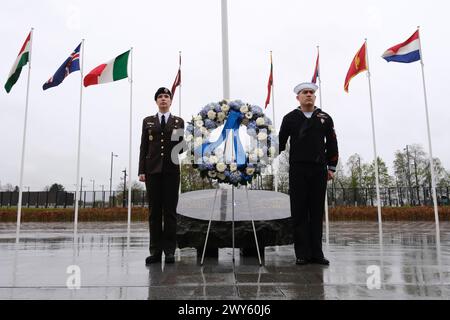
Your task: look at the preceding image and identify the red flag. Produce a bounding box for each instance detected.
[312,51,320,84]
[344,42,368,93]
[264,54,273,109]
[171,53,181,96]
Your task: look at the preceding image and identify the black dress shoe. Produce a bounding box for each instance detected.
[310,257,330,265]
[295,258,309,265]
[145,255,161,265]
[165,253,175,263]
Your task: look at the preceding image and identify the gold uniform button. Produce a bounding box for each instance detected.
[161,132,164,136]
[161,153,164,156]
[161,139,164,142]
[161,146,164,149]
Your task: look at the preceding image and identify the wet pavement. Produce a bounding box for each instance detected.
[0,221,449,300]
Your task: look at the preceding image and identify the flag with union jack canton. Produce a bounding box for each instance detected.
[43,43,81,90]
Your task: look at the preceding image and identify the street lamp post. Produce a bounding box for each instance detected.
[90,179,95,208]
[100,184,105,207]
[122,169,127,208]
[109,152,118,207]
[79,177,87,208]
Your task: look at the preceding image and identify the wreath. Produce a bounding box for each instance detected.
[185,99,277,186]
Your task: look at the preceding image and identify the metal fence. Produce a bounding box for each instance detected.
[0,191,147,209]
[325,186,449,207]
[251,185,450,207]
[0,186,448,208]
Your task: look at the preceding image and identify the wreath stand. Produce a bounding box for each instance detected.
[200,133,263,266]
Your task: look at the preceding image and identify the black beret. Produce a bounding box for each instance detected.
[154,87,172,101]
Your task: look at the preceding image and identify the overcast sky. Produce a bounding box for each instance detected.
[1,0,449,191]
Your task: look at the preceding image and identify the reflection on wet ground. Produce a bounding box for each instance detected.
[0,221,449,300]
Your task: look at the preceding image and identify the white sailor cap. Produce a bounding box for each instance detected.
[293,82,319,95]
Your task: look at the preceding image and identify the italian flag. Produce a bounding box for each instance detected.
[4,32,31,93]
[84,50,130,87]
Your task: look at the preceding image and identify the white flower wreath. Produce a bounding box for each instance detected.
[185,99,277,186]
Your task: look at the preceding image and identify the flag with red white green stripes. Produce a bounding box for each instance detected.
[84,50,130,87]
[4,32,31,93]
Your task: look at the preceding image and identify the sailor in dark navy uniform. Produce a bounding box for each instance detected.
[139,87,184,265]
[279,82,339,266]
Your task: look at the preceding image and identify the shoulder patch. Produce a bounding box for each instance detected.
[145,115,156,126]
[316,113,329,119]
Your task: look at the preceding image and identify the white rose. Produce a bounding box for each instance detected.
[217,112,226,121]
[230,163,237,172]
[246,167,255,175]
[269,146,276,156]
[256,148,264,158]
[216,162,226,172]
[194,137,203,146]
[217,173,226,181]
[256,117,265,126]
[195,120,204,127]
[249,153,258,163]
[221,104,230,112]
[257,132,268,141]
[185,134,193,142]
[200,127,208,135]
[209,155,218,164]
[207,110,217,120]
[245,112,253,119]
[194,115,202,121]
[208,171,217,178]
[268,125,274,132]
[240,105,249,113]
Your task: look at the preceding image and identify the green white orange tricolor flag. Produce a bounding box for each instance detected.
[4,32,31,93]
[84,50,130,87]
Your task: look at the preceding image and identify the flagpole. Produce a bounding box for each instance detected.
[127,47,134,234]
[178,51,182,117]
[416,26,440,243]
[15,27,34,243]
[364,39,383,240]
[316,45,329,246]
[178,51,182,196]
[269,51,278,193]
[221,0,230,100]
[74,39,85,237]
[221,0,236,264]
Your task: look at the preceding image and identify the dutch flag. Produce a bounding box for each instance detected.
[382,30,421,63]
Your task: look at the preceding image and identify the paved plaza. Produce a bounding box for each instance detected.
[0,221,449,300]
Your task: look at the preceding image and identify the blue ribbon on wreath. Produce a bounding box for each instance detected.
[196,110,246,167]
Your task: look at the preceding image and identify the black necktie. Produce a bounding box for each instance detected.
[161,114,166,130]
